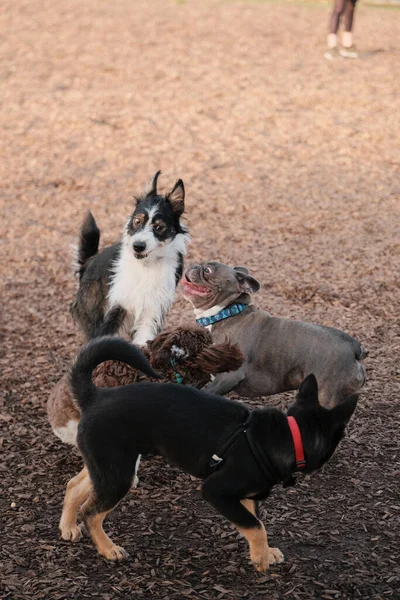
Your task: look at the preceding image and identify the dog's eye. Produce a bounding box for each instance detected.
[132,217,141,228]
[204,266,212,274]
[154,223,166,234]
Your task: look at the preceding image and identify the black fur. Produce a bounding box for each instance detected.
[72,337,358,562]
[69,336,160,411]
[74,211,100,280]
[128,181,187,249]
[70,173,188,341]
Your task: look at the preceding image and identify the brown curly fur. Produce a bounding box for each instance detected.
[47,326,244,446]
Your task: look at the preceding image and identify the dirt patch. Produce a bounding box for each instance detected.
[1,0,399,598]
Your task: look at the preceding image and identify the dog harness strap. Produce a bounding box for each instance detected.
[208,413,282,485]
[244,427,281,484]
[196,303,248,328]
[287,416,306,470]
[208,413,251,471]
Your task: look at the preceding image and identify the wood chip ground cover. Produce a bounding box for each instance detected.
[1,0,399,598]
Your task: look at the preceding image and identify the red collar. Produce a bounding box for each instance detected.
[287,416,306,470]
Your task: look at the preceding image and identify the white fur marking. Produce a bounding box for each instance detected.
[171,345,188,359]
[132,454,141,488]
[108,229,190,345]
[130,205,160,254]
[53,420,79,446]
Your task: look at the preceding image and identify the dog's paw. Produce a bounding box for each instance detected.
[60,522,84,542]
[102,545,129,562]
[251,547,284,572]
[268,547,284,565]
[251,549,270,573]
[252,554,269,572]
[132,475,139,489]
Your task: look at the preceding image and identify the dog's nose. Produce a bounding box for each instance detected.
[133,241,146,253]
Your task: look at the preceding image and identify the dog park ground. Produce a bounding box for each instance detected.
[1,0,400,598]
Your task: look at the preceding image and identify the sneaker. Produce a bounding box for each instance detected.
[324,47,340,60]
[339,46,359,59]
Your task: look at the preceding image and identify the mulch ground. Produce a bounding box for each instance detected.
[1,0,400,598]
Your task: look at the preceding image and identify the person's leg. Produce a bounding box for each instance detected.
[328,0,346,46]
[325,0,346,58]
[340,0,359,56]
[343,0,357,38]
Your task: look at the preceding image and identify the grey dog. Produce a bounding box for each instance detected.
[182,262,367,407]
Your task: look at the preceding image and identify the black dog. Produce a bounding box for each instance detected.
[70,171,190,344]
[62,337,358,572]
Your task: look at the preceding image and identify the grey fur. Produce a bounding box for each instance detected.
[70,243,121,340]
[182,262,367,408]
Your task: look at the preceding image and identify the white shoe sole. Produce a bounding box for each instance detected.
[339,49,359,58]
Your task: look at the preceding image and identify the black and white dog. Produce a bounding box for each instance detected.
[71,171,190,345]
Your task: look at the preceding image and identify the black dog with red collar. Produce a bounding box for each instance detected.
[66,336,358,573]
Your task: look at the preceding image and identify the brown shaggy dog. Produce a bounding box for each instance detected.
[47,327,243,446]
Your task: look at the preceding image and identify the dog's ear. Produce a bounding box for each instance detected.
[166,179,185,216]
[330,394,358,425]
[196,342,244,374]
[296,374,319,406]
[234,266,249,275]
[235,270,260,294]
[143,170,162,197]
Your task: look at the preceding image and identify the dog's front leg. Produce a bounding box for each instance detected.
[95,305,127,337]
[204,366,246,396]
[132,315,161,346]
[202,479,284,572]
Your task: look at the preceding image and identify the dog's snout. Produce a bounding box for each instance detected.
[185,264,200,279]
[133,241,146,253]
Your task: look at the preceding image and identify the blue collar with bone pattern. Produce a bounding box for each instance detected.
[196,303,248,328]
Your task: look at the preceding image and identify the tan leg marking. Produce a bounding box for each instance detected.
[238,522,270,572]
[237,502,284,572]
[241,498,257,517]
[82,496,129,561]
[59,467,91,541]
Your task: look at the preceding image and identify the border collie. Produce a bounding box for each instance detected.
[70,171,190,345]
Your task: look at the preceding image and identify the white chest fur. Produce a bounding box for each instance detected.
[108,233,188,344]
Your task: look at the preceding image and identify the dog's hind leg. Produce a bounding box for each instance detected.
[80,466,135,560]
[202,479,283,572]
[59,467,92,541]
[241,498,258,517]
[95,305,127,338]
[319,363,365,408]
[204,366,246,396]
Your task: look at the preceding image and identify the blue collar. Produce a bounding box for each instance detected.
[196,303,248,328]
[169,358,184,384]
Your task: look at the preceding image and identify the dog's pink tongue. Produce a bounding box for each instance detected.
[181,279,210,296]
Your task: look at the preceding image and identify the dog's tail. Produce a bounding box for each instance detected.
[70,337,161,412]
[72,211,100,279]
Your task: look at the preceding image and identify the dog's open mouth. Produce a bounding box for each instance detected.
[181,274,212,297]
[133,251,150,260]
